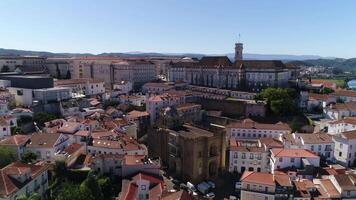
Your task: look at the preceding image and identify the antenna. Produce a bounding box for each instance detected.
[238,33,241,43]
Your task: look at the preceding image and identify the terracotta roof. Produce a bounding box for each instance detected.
[126,110,149,119]
[175,103,201,110]
[240,171,275,186]
[92,139,122,149]
[271,148,319,158]
[308,93,331,101]
[310,79,336,89]
[259,138,284,149]
[329,117,356,125]
[334,89,356,98]
[236,60,286,70]
[199,56,232,66]
[318,179,341,198]
[27,133,62,148]
[0,135,31,146]
[63,143,82,155]
[297,133,333,144]
[226,118,291,131]
[74,130,90,137]
[333,174,356,190]
[328,101,356,111]
[340,130,356,140]
[0,162,48,198]
[57,122,81,134]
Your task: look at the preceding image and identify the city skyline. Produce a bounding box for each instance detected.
[0,0,355,58]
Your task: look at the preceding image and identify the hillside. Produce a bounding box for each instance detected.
[287,58,356,72]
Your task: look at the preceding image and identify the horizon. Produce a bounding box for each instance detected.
[0,0,355,58]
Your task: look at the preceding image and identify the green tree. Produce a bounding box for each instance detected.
[1,65,10,72]
[11,126,22,135]
[255,88,297,115]
[33,112,58,127]
[54,160,67,181]
[0,147,17,168]
[21,151,37,164]
[97,177,112,200]
[80,172,104,200]
[55,183,90,200]
[65,70,71,79]
[16,193,40,200]
[56,65,61,78]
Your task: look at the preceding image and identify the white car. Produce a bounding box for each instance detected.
[205,192,215,198]
[235,182,241,190]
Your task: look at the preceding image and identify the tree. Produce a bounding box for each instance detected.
[320,87,334,94]
[56,65,61,78]
[11,126,22,135]
[80,172,104,200]
[65,70,71,79]
[97,177,112,200]
[55,183,90,200]
[54,160,67,181]
[0,147,17,168]
[255,88,297,115]
[33,112,58,127]
[16,193,40,200]
[21,151,37,164]
[1,65,10,72]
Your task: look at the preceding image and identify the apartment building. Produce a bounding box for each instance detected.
[228,139,270,173]
[226,118,291,140]
[0,161,49,200]
[240,171,293,200]
[324,102,356,120]
[327,117,356,135]
[333,130,356,167]
[54,78,105,97]
[282,133,334,161]
[270,148,320,173]
[0,135,31,159]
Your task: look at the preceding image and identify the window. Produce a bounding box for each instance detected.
[339,152,342,157]
[291,158,295,163]
[250,153,254,159]
[311,145,314,151]
[17,90,23,96]
[279,157,283,162]
[318,145,321,151]
[242,153,246,159]
[141,185,146,190]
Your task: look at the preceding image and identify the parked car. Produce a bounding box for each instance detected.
[205,192,215,199]
[180,183,188,190]
[235,182,241,191]
[197,182,211,194]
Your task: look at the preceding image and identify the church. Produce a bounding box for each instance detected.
[167,41,296,92]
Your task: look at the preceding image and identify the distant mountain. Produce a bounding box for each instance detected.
[287,58,356,72]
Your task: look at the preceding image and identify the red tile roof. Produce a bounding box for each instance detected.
[271,148,319,158]
[0,135,31,146]
[226,118,291,131]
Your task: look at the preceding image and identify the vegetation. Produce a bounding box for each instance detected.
[320,87,334,94]
[0,147,17,168]
[11,126,22,135]
[16,193,40,200]
[21,151,38,164]
[1,65,10,72]
[255,88,298,115]
[33,112,58,127]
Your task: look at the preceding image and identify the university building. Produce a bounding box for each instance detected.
[167,41,295,92]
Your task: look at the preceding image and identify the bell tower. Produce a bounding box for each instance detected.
[235,34,243,61]
[235,42,243,61]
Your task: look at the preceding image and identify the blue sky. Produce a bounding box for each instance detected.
[0,0,355,58]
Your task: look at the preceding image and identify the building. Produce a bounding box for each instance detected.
[333,130,356,167]
[229,139,270,173]
[142,82,175,94]
[117,172,165,200]
[270,148,320,173]
[149,124,225,184]
[0,161,49,200]
[333,89,356,103]
[327,117,356,134]
[0,135,31,159]
[240,171,293,200]
[324,102,356,120]
[329,174,356,199]
[26,133,70,162]
[281,133,334,161]
[33,87,71,104]
[54,78,105,97]
[168,42,294,92]
[0,117,11,139]
[146,92,187,124]
[45,57,71,79]
[125,110,150,139]
[226,119,291,140]
[113,81,133,95]
[175,103,202,123]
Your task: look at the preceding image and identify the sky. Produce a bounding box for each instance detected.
[0,0,355,58]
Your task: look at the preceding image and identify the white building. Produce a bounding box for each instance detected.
[333,130,356,167]
[326,117,356,135]
[226,119,291,140]
[0,135,31,159]
[324,102,356,120]
[228,139,270,173]
[329,174,356,199]
[0,117,11,139]
[113,81,133,95]
[146,92,187,124]
[281,133,334,161]
[270,148,320,173]
[26,133,70,162]
[0,161,49,200]
[54,78,105,97]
